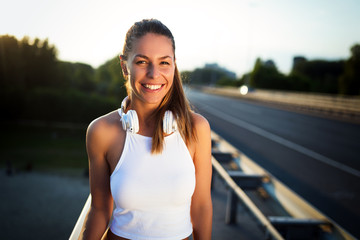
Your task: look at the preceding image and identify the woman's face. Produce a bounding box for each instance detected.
[126,33,175,106]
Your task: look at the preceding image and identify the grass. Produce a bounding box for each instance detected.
[0,121,88,172]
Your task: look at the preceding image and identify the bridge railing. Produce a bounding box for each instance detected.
[211,155,284,239]
[69,195,91,240]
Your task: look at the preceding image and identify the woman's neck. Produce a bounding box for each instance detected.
[130,98,159,136]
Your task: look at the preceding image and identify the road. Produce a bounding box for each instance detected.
[186,88,360,238]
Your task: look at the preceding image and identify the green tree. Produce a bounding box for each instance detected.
[249,58,289,90]
[290,57,344,93]
[58,62,96,92]
[19,37,59,89]
[249,58,261,88]
[0,35,22,89]
[95,56,127,102]
[339,44,360,95]
[216,77,243,87]
[0,35,122,122]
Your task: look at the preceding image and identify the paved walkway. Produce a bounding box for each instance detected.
[0,169,265,240]
[0,169,89,240]
[210,174,266,240]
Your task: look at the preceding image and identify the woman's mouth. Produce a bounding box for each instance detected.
[142,84,164,90]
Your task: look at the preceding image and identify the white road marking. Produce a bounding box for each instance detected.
[199,102,360,178]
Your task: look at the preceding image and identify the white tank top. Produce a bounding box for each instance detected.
[109,126,196,240]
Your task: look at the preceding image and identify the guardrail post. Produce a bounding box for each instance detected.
[211,166,215,190]
[225,189,238,224]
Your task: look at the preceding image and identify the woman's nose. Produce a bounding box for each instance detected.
[147,64,160,78]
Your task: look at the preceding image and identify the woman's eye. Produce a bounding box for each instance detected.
[161,61,170,65]
[136,60,147,65]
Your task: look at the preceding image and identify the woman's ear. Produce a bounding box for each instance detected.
[119,55,129,76]
[121,62,128,76]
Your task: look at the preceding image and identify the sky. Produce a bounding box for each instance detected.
[1,0,359,77]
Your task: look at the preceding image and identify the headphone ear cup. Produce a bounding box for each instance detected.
[121,109,139,134]
[163,111,177,134]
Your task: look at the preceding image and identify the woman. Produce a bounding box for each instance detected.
[80,19,212,240]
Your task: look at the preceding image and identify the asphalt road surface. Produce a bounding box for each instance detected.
[186,88,360,238]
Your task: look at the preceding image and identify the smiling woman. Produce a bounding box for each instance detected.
[79,19,213,240]
[124,33,175,109]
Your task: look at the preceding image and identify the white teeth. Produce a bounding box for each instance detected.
[144,84,162,90]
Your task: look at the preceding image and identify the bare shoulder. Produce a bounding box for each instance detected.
[191,112,210,134]
[190,112,211,152]
[190,112,212,171]
[86,110,123,145]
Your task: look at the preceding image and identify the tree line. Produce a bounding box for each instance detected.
[188,44,360,95]
[0,35,127,123]
[1,35,358,124]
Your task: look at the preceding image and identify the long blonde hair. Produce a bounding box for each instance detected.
[121,19,195,154]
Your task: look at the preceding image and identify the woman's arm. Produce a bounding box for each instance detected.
[79,119,114,240]
[190,113,213,240]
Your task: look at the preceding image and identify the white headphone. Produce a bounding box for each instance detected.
[119,96,178,134]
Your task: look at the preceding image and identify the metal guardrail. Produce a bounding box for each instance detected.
[210,130,356,240]
[212,156,284,240]
[70,130,357,240]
